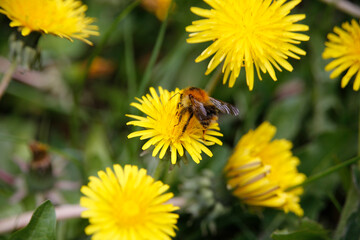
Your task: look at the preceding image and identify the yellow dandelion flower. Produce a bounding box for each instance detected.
[224,122,306,216]
[323,19,360,91]
[127,87,223,165]
[0,0,99,45]
[80,164,179,240]
[186,0,309,90]
[141,0,173,21]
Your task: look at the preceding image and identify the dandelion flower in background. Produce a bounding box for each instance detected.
[186,0,309,90]
[224,122,306,216]
[0,0,99,45]
[87,57,117,79]
[80,164,179,240]
[323,19,360,91]
[127,87,223,165]
[141,0,173,21]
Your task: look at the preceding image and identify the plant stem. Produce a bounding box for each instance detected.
[70,0,140,145]
[137,8,169,96]
[84,0,140,83]
[286,156,360,191]
[0,61,17,100]
[153,159,170,181]
[124,18,137,97]
[327,191,342,213]
[319,0,360,18]
[205,67,222,96]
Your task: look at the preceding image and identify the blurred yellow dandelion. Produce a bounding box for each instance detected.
[323,19,360,91]
[127,87,223,165]
[0,0,99,45]
[81,164,179,240]
[186,0,309,90]
[141,0,173,21]
[224,122,306,216]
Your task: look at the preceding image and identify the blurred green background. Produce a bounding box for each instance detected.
[0,0,360,239]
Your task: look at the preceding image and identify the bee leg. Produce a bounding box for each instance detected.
[182,112,194,134]
[175,107,187,127]
[176,103,182,115]
[177,102,182,110]
[176,94,183,112]
[201,121,210,140]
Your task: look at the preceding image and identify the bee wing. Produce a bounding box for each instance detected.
[192,98,208,120]
[209,97,239,116]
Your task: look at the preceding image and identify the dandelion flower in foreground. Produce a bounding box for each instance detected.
[127,87,223,165]
[80,164,179,240]
[0,0,99,45]
[186,0,309,90]
[224,122,306,216]
[323,19,360,91]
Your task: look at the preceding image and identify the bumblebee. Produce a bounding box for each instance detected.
[177,87,239,133]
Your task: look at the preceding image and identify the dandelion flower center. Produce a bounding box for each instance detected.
[123,201,140,217]
[113,199,144,227]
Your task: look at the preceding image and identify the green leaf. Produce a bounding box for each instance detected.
[351,166,360,193]
[9,200,56,240]
[340,202,360,240]
[271,218,329,240]
[335,174,360,240]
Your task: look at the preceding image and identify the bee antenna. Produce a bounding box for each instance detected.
[170,92,180,100]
